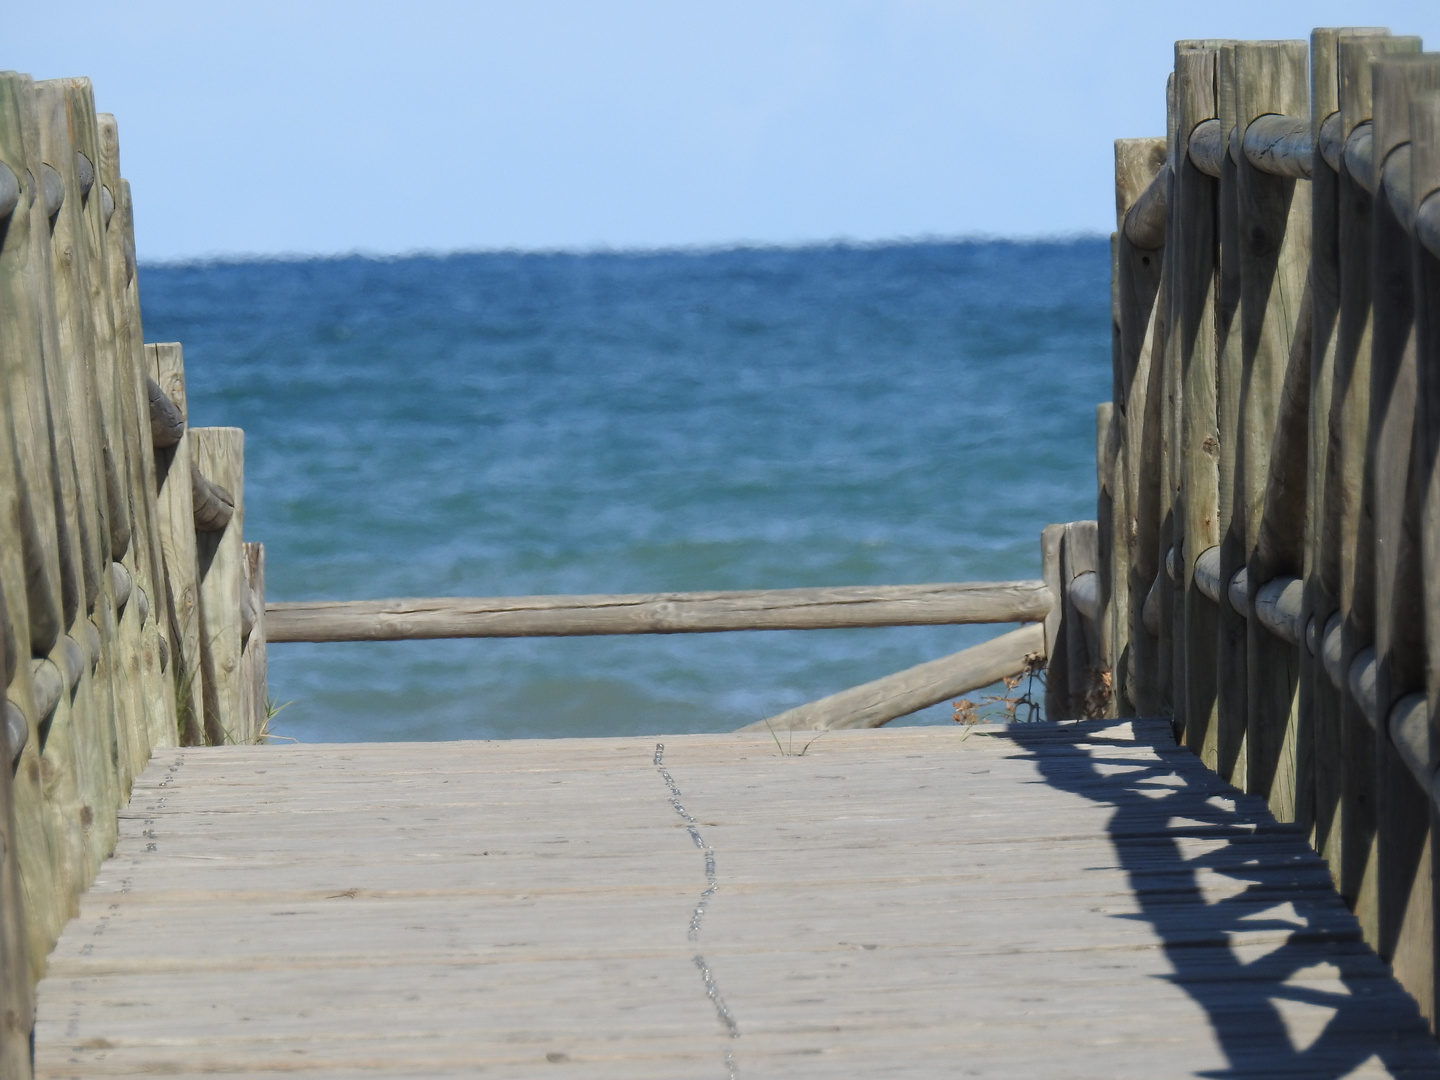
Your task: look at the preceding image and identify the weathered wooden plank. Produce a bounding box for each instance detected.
[33,721,1440,1078]
[266,580,1055,642]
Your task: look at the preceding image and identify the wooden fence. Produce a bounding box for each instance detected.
[1102,28,1440,1025]
[0,72,267,1072]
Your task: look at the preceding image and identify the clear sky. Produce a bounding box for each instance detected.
[8,1,1440,260]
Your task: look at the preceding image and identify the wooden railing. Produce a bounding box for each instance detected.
[1101,28,1440,1025]
[0,73,267,1073]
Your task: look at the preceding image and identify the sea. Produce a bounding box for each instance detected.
[138,239,1111,743]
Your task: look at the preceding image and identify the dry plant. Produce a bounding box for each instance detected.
[952,651,1047,727]
[1078,668,1113,719]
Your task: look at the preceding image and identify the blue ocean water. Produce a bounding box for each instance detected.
[139,240,1110,742]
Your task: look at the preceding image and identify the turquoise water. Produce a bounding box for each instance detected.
[139,240,1110,741]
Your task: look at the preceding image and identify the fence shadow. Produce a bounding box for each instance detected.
[1004,718,1440,1079]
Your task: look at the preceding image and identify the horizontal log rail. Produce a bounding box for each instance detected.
[146,377,184,448]
[1179,113,1440,262]
[190,463,234,532]
[1241,113,1312,178]
[1164,537,1440,828]
[1122,166,1168,249]
[266,580,1054,642]
[736,623,1044,732]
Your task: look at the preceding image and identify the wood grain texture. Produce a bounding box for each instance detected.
[1214,43,1250,792]
[1335,34,1420,943]
[739,623,1043,732]
[1416,88,1440,1036]
[1095,401,1119,716]
[1113,138,1168,717]
[267,581,1055,642]
[239,543,267,741]
[192,428,246,745]
[1306,25,1388,913]
[1368,55,1440,1024]
[1173,45,1223,766]
[148,343,205,747]
[31,720,1440,1078]
[1233,40,1310,824]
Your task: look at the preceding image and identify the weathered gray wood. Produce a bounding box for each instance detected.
[147,343,204,746]
[1156,66,1182,725]
[1193,545,1222,603]
[1420,82,1440,1048]
[1068,571,1099,621]
[1241,113,1312,178]
[1173,45,1222,766]
[1122,165,1168,249]
[1335,34,1421,944]
[1187,118,1224,178]
[1213,43,1249,792]
[1233,40,1310,825]
[32,721,1440,1077]
[1369,56,1440,1013]
[1254,575,1304,645]
[1063,522,1103,718]
[145,377,184,449]
[1307,25,1391,917]
[1114,138,1168,717]
[95,110,176,771]
[192,427,245,745]
[268,580,1054,643]
[1420,187,1440,260]
[238,543,267,741]
[1041,524,1067,720]
[189,464,234,533]
[1095,401,1119,716]
[1322,612,1346,688]
[739,623,1044,732]
[1345,122,1378,193]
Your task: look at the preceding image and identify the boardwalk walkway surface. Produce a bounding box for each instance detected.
[31,719,1440,1078]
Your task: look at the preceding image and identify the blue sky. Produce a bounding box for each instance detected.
[8,1,1440,259]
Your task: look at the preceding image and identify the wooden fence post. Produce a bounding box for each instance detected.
[148,343,205,745]
[1413,85,1440,1032]
[193,427,246,744]
[1369,53,1440,1021]
[1096,401,1119,716]
[1173,43,1223,766]
[240,542,268,741]
[1234,40,1311,821]
[1114,136,1167,716]
[1335,32,1421,939]
[1307,24,1391,900]
[1214,43,1250,790]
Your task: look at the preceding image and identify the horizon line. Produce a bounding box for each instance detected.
[138,231,1109,269]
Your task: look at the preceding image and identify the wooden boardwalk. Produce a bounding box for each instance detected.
[31,719,1440,1078]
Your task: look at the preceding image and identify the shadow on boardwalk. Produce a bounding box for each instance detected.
[1007,720,1440,1079]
